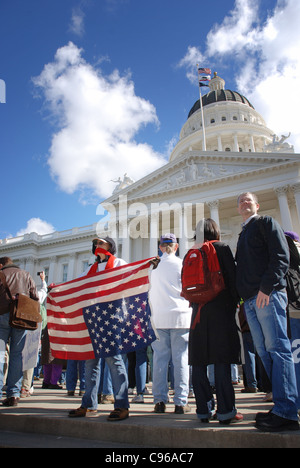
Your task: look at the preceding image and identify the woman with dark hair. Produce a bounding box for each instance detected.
[189,219,242,425]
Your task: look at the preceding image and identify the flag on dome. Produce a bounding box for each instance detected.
[198,67,211,75]
[47,258,157,360]
[199,82,209,87]
[199,75,211,82]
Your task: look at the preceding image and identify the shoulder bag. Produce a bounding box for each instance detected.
[0,271,42,331]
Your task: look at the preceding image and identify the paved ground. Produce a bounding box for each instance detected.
[0,382,299,448]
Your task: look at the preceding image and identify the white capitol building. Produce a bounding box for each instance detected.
[1,73,300,284]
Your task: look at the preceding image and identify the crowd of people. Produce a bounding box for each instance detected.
[0,191,300,433]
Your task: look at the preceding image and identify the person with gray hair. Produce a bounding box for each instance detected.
[149,234,192,414]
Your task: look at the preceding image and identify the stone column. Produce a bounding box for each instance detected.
[179,207,190,257]
[67,253,77,281]
[48,256,58,284]
[233,134,239,152]
[275,186,293,231]
[217,135,223,152]
[249,135,255,152]
[207,200,220,227]
[25,256,35,277]
[149,211,159,258]
[291,183,300,224]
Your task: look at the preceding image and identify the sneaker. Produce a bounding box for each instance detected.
[262,392,273,402]
[154,401,166,413]
[20,389,31,398]
[68,407,98,418]
[241,387,257,393]
[107,408,129,421]
[219,412,244,425]
[101,394,115,404]
[131,394,144,403]
[174,404,192,414]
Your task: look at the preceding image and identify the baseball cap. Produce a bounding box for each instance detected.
[92,237,116,255]
[285,231,300,242]
[160,233,177,244]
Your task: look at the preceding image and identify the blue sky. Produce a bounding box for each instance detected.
[1,0,299,239]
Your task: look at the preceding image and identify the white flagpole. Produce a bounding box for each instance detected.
[197,64,207,151]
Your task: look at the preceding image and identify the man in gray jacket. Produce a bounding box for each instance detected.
[0,257,39,406]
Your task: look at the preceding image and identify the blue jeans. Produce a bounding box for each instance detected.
[66,360,86,392]
[135,347,148,394]
[152,328,190,407]
[244,291,298,421]
[98,360,113,395]
[0,312,27,398]
[290,317,300,410]
[82,354,129,410]
[242,331,257,389]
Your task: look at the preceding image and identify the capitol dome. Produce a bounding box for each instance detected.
[170,73,274,162]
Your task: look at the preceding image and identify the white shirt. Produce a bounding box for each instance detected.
[149,253,192,329]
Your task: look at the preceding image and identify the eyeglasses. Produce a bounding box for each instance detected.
[93,240,108,247]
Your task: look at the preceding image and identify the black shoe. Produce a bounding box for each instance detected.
[2,397,19,407]
[154,402,166,413]
[255,412,300,432]
[255,409,273,422]
[174,404,191,414]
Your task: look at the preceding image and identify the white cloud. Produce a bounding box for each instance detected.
[206,0,260,56]
[17,218,55,236]
[179,0,300,151]
[33,42,165,200]
[69,7,85,36]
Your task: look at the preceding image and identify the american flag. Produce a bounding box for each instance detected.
[198,67,211,75]
[47,258,157,360]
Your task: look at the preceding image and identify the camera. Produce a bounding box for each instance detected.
[37,272,43,276]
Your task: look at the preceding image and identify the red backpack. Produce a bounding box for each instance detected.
[181,241,225,304]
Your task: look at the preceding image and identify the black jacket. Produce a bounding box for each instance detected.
[189,242,240,366]
[235,215,290,300]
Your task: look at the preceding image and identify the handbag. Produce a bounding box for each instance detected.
[0,271,42,331]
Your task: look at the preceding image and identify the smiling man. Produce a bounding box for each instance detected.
[235,192,299,432]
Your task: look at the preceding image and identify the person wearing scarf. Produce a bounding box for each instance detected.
[69,237,130,421]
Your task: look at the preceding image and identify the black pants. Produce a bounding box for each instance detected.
[192,363,236,421]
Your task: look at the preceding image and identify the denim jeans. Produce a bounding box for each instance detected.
[193,363,236,421]
[242,331,257,389]
[244,290,298,421]
[66,360,86,392]
[98,360,113,395]
[152,328,189,407]
[135,346,148,394]
[290,317,300,410]
[82,354,129,410]
[0,312,27,398]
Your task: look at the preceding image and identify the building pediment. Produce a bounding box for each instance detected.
[103,151,300,205]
